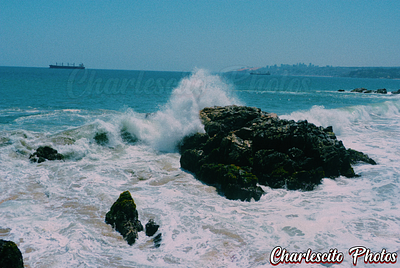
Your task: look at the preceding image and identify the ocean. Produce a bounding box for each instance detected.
[1,66,399,267]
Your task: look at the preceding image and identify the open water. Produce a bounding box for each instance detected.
[1,66,400,267]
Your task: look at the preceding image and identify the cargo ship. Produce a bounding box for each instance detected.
[49,63,85,69]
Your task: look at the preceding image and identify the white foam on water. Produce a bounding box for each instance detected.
[118,69,242,152]
[1,75,400,267]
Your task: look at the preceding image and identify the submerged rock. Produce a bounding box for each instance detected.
[0,240,24,268]
[0,137,12,147]
[145,219,159,237]
[153,233,162,248]
[121,128,138,144]
[29,146,64,163]
[94,132,109,146]
[179,105,376,201]
[105,191,143,245]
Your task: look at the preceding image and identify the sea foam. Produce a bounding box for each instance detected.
[119,69,241,152]
[280,99,400,136]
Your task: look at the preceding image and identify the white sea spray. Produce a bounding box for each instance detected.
[117,69,242,152]
[1,68,400,267]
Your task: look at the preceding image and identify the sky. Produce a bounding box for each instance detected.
[1,0,400,72]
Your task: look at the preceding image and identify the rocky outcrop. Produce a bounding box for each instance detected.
[391,89,400,94]
[0,240,24,268]
[29,146,65,163]
[351,88,387,94]
[179,105,376,201]
[351,88,368,93]
[376,88,387,94]
[105,191,143,245]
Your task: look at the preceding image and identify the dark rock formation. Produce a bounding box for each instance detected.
[145,219,162,248]
[338,89,345,92]
[94,132,109,145]
[105,191,143,245]
[198,163,264,201]
[0,240,24,268]
[376,88,387,94]
[391,89,400,94]
[351,88,387,94]
[29,146,64,163]
[145,219,159,237]
[347,148,377,165]
[179,105,376,201]
[351,88,368,93]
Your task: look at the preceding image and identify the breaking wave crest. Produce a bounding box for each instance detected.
[119,69,241,151]
[280,99,400,136]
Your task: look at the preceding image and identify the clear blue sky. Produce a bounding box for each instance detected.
[1,0,399,71]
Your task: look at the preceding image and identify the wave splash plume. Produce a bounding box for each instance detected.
[120,69,241,152]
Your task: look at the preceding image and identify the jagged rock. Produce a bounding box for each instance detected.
[391,89,400,94]
[179,105,376,201]
[351,88,387,94]
[0,240,24,268]
[375,88,387,94]
[351,88,368,93]
[347,148,377,165]
[145,219,159,237]
[29,146,64,163]
[94,132,109,145]
[105,191,143,245]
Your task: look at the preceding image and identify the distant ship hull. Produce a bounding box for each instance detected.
[49,64,85,69]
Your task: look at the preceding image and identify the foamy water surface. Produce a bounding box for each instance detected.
[1,68,400,267]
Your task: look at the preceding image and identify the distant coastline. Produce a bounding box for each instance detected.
[236,64,400,79]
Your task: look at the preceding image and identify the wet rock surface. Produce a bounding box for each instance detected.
[179,105,376,201]
[29,145,64,163]
[145,219,159,237]
[350,88,387,94]
[105,191,144,245]
[0,239,24,268]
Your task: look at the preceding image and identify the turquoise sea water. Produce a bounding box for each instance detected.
[1,67,400,267]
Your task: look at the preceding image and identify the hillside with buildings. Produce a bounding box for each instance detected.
[238,64,400,79]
